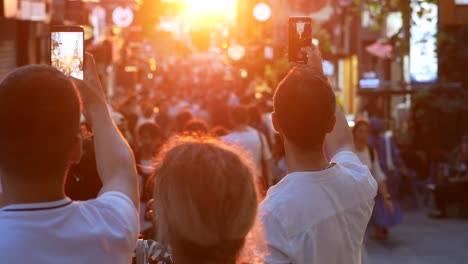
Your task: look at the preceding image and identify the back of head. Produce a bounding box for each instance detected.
[274,66,335,150]
[0,65,81,177]
[230,105,250,127]
[154,137,258,263]
[183,118,209,135]
[247,105,262,127]
[138,122,163,142]
[175,109,193,133]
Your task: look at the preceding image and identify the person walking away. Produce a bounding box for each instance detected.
[368,117,409,203]
[259,46,378,264]
[430,135,468,218]
[223,105,273,196]
[353,119,403,240]
[0,54,139,263]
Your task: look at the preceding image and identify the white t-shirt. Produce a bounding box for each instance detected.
[222,126,272,177]
[353,147,386,182]
[259,151,377,264]
[0,192,139,264]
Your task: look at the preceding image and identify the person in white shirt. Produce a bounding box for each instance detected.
[223,105,273,193]
[0,53,139,264]
[259,47,378,264]
[353,119,401,241]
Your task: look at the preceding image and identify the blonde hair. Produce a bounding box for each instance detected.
[153,136,258,263]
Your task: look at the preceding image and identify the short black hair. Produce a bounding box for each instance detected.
[175,109,193,133]
[184,118,209,135]
[274,66,336,149]
[229,105,250,126]
[0,65,81,176]
[138,122,162,140]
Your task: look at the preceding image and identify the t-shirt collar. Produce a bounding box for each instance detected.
[1,197,72,212]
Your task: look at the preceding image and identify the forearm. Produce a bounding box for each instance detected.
[90,105,138,206]
[377,181,391,198]
[326,104,353,157]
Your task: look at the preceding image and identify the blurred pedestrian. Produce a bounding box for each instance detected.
[430,134,468,218]
[183,118,209,135]
[368,117,409,202]
[353,119,403,240]
[223,105,272,196]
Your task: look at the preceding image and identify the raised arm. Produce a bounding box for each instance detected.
[74,53,139,209]
[302,46,353,157]
[325,104,353,157]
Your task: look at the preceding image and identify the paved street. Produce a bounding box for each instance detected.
[366,209,468,264]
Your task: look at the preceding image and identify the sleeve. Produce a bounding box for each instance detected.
[260,209,292,264]
[331,151,378,193]
[88,191,139,251]
[372,151,387,182]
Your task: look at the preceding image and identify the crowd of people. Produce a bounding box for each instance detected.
[0,43,464,264]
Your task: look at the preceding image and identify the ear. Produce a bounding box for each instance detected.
[272,112,282,134]
[70,134,83,165]
[326,114,336,133]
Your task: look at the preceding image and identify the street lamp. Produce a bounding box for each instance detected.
[253,3,271,22]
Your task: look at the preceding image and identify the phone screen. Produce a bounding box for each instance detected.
[288,17,312,64]
[51,29,84,80]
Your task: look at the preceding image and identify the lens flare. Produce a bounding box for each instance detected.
[181,0,237,21]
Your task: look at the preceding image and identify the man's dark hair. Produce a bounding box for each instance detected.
[274,66,335,149]
[184,118,209,135]
[229,105,250,126]
[175,109,193,133]
[138,122,162,140]
[0,65,81,176]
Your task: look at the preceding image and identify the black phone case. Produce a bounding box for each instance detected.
[288,17,312,64]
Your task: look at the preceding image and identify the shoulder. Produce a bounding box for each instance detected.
[86,191,137,211]
[80,192,139,247]
[259,176,313,237]
[81,192,138,225]
[331,151,363,165]
[331,151,378,195]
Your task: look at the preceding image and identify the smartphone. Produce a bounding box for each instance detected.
[50,26,84,80]
[288,17,312,64]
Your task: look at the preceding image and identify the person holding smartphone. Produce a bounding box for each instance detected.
[0,53,139,263]
[258,46,377,263]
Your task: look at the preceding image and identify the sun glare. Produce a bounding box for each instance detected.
[181,0,237,21]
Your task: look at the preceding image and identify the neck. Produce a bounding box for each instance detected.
[284,139,330,173]
[233,124,249,132]
[1,173,66,206]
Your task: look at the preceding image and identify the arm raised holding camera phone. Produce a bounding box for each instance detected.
[300,46,353,157]
[73,53,139,210]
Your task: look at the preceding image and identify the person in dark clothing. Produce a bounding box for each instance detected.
[65,137,102,200]
[430,135,468,218]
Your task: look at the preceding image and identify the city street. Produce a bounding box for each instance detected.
[366,209,468,264]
